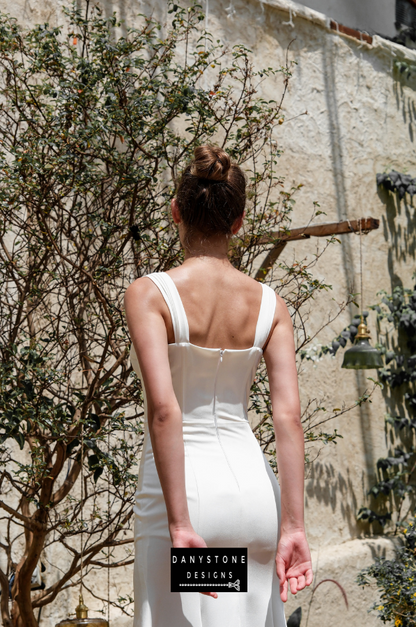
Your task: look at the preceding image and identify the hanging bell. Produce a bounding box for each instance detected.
[341,315,383,370]
[55,593,109,627]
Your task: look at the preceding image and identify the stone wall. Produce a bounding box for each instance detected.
[2,0,416,624]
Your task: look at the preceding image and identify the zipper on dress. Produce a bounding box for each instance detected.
[212,350,240,491]
[212,349,224,426]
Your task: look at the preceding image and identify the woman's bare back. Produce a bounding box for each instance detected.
[163,262,269,350]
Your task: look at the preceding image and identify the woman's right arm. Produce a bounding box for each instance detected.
[124,278,192,537]
[124,278,218,599]
[263,294,313,603]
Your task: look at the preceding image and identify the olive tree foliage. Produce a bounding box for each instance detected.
[0,1,350,625]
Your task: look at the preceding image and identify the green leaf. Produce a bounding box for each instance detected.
[14,433,25,450]
[93,467,104,482]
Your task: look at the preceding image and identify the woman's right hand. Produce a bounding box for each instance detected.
[170,525,218,599]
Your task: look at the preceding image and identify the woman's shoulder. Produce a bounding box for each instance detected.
[228,272,288,317]
[124,274,164,309]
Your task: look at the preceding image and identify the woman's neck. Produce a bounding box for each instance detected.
[183,232,231,262]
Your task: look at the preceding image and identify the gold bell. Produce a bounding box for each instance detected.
[341,315,383,370]
[55,593,109,626]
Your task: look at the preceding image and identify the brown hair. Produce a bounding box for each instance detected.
[175,145,246,239]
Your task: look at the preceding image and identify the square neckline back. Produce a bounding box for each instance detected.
[144,271,276,353]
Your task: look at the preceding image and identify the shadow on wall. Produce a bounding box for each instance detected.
[321,34,387,491]
[379,187,416,294]
[305,462,366,538]
[393,68,416,145]
[386,66,416,288]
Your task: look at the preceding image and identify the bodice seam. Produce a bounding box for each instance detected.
[167,342,263,354]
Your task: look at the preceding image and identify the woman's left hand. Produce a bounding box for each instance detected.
[275,529,313,602]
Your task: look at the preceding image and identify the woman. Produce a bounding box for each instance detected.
[124,145,313,627]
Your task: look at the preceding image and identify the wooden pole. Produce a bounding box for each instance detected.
[255,217,379,281]
[255,242,288,282]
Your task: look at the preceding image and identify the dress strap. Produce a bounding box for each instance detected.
[253,284,277,350]
[145,272,190,344]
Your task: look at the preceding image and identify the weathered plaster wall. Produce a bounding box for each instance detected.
[204,1,414,623]
[1,0,415,625]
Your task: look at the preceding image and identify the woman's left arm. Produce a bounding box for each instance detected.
[263,294,313,602]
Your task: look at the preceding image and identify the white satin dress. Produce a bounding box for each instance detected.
[130,272,287,627]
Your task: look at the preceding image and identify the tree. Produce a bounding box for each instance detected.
[357,518,416,627]
[0,1,351,625]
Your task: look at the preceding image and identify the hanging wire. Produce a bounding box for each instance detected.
[349,218,366,315]
[80,421,85,598]
[359,217,363,315]
[107,426,111,624]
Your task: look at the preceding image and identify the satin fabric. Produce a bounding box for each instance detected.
[130,272,286,627]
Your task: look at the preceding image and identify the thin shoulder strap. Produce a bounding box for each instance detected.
[146,272,190,344]
[253,284,277,350]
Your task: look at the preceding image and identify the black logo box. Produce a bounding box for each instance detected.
[171,548,247,592]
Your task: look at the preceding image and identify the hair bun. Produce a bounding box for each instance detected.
[190,146,231,182]
[176,144,246,238]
